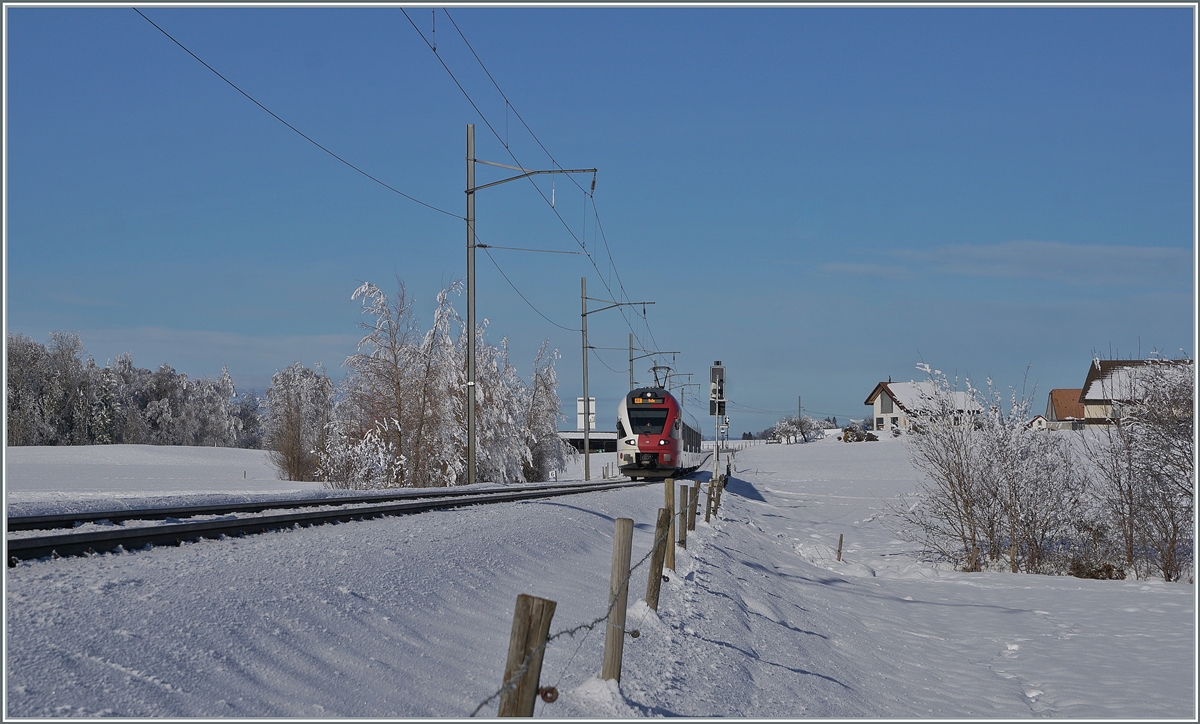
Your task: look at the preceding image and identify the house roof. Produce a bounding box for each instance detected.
[1079,358,1194,404]
[864,381,981,414]
[1046,389,1084,421]
[1079,360,1150,403]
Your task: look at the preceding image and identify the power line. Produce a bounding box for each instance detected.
[404,8,666,358]
[476,244,583,255]
[482,248,579,333]
[442,9,589,198]
[589,347,628,375]
[138,4,664,364]
[133,8,460,220]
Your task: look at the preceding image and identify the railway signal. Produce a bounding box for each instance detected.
[709,362,725,416]
[710,361,726,480]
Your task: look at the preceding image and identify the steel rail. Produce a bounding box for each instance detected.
[7,479,660,567]
[6,481,615,532]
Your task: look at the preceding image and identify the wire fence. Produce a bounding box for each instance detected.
[468,512,675,717]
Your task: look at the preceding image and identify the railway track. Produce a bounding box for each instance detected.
[6,478,667,566]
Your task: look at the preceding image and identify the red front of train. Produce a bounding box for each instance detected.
[616,387,683,481]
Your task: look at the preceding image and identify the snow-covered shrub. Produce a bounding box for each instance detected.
[884,366,990,570]
[316,419,406,490]
[888,358,1193,582]
[886,364,1083,573]
[1077,357,1193,582]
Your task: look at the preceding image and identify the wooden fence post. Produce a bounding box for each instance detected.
[498,594,557,717]
[664,479,675,571]
[837,533,844,562]
[645,507,671,610]
[602,517,634,682]
[677,484,688,549]
[704,480,713,523]
[687,481,700,531]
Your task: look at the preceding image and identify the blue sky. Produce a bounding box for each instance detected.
[4,4,1195,436]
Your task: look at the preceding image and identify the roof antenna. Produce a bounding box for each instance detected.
[432,10,436,52]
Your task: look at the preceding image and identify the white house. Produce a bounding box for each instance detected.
[864,380,980,432]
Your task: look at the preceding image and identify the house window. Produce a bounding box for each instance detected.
[881,394,893,414]
[876,417,884,429]
[890,417,898,428]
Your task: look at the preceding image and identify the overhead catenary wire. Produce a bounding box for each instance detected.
[589,347,628,376]
[139,1,683,429]
[133,8,461,220]
[476,244,583,255]
[482,248,579,332]
[405,8,666,359]
[727,400,851,421]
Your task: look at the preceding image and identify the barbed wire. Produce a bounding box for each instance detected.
[468,519,671,716]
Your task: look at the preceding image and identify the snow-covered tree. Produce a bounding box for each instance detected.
[406,283,466,488]
[6,333,53,445]
[7,332,245,448]
[524,342,570,482]
[232,389,265,449]
[770,415,824,443]
[264,362,334,482]
[330,280,567,488]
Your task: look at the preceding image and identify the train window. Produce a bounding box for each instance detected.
[628,409,668,435]
[617,420,627,438]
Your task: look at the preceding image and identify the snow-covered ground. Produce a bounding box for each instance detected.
[5,438,1195,717]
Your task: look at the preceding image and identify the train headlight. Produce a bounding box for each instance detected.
[658,439,667,446]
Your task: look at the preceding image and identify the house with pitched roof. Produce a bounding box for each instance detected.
[1056,358,1191,427]
[864,379,980,432]
[1045,388,1085,430]
[1078,359,1159,424]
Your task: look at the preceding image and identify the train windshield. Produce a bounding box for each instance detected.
[628,408,669,435]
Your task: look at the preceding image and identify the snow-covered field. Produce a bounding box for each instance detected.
[5,438,1195,718]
